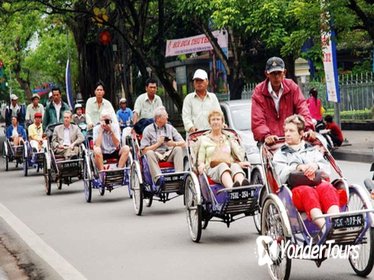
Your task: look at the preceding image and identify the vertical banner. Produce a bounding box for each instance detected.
[321,31,340,103]
[65,59,74,110]
[320,2,340,103]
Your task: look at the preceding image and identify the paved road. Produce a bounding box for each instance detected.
[0,159,373,280]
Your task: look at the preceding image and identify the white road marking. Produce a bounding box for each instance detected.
[0,203,87,280]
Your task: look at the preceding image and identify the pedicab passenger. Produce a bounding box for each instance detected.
[272,114,340,230]
[197,110,251,189]
[93,111,130,171]
[140,106,185,185]
[6,116,27,146]
[72,104,86,126]
[28,112,47,152]
[52,111,84,159]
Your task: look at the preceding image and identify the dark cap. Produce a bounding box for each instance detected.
[265,57,285,73]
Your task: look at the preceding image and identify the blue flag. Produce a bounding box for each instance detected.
[65,59,74,110]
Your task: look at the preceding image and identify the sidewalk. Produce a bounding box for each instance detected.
[332,130,374,163]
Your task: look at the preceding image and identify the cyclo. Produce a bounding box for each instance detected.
[82,129,132,203]
[23,114,46,176]
[184,129,264,243]
[129,129,191,216]
[23,139,45,176]
[3,119,26,171]
[43,123,85,195]
[3,136,25,171]
[259,135,374,280]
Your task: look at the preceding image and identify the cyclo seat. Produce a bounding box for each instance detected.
[104,158,118,164]
[158,161,174,168]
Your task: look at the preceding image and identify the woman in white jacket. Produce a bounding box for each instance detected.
[272,114,340,230]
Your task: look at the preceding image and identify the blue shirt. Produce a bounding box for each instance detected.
[116,108,133,124]
[6,125,27,140]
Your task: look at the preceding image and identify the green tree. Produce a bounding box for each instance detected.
[0,1,77,102]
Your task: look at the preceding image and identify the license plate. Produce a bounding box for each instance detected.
[62,162,80,169]
[230,189,255,200]
[332,214,364,229]
[164,175,184,182]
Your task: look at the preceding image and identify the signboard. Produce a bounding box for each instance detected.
[165,30,228,57]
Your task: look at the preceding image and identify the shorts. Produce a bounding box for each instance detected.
[206,162,244,184]
[103,150,119,160]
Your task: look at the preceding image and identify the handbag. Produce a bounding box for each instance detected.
[287,170,322,189]
[209,141,232,168]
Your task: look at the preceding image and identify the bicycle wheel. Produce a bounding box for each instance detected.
[348,187,374,276]
[185,174,202,242]
[261,195,292,280]
[130,163,143,215]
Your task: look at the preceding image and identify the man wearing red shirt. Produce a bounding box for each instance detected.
[324,115,344,147]
[251,57,315,145]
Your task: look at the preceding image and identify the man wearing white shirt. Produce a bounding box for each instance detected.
[85,81,118,129]
[25,93,44,124]
[182,69,221,133]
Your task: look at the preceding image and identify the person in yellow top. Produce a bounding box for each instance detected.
[28,112,47,152]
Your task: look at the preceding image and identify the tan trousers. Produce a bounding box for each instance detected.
[145,147,184,182]
[54,146,79,159]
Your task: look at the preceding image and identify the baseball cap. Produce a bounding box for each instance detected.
[34,112,42,118]
[119,97,127,103]
[265,57,285,73]
[31,93,40,100]
[74,104,83,110]
[192,69,208,80]
[48,92,53,98]
[10,94,18,100]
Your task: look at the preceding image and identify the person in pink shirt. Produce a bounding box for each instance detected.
[307,88,323,122]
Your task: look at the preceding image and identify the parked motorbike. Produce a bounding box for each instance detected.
[313,119,335,151]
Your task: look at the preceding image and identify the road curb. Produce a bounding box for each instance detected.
[0,203,87,280]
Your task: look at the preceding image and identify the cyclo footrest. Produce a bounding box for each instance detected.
[58,159,82,177]
[218,184,261,215]
[102,169,125,186]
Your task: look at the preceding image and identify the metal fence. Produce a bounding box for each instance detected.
[242,72,374,112]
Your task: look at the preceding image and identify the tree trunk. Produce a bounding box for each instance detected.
[13,37,32,100]
[154,68,183,111]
